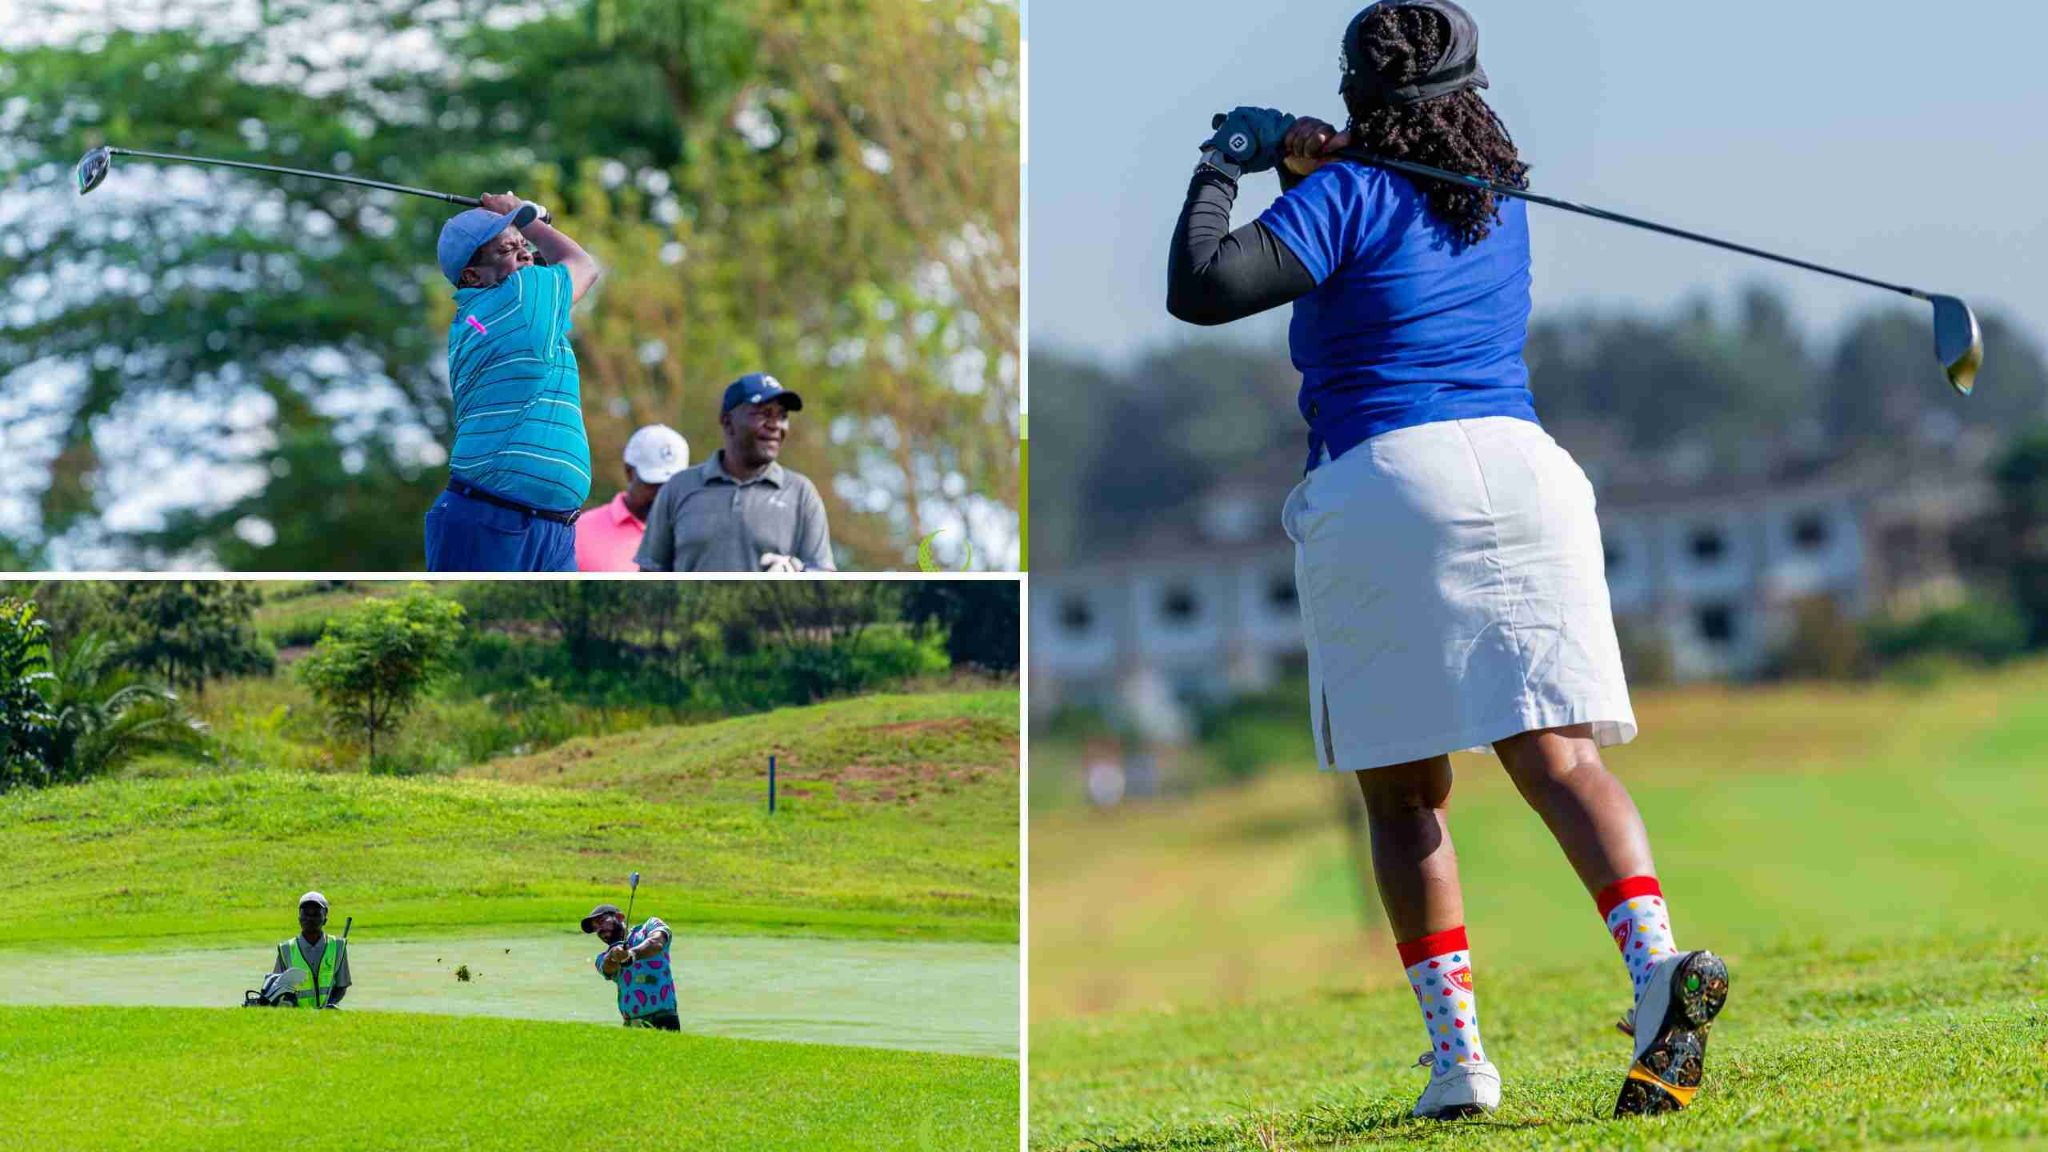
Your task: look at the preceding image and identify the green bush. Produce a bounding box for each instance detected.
[1866,597,2029,668]
[1195,679,1314,783]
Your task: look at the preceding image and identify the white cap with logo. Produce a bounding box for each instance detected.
[623,424,690,484]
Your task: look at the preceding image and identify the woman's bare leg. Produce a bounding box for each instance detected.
[1492,724,1655,893]
[1354,754,1462,939]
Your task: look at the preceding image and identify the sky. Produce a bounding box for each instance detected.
[1027,0,2048,364]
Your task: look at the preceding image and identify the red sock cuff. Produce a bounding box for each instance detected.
[1396,926,1470,968]
[1596,875,1663,919]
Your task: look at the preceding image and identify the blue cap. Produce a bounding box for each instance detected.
[436,204,538,288]
[721,372,804,414]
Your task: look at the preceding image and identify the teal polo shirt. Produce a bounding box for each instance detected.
[445,263,592,513]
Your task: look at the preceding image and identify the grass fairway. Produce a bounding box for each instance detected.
[1029,663,2048,1149]
[0,690,1019,947]
[0,1007,1018,1151]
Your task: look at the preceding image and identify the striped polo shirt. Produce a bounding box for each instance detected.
[445,263,592,513]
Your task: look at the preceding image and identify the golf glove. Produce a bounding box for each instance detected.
[1203,107,1298,174]
[759,552,806,573]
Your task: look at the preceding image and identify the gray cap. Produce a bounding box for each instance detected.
[298,891,329,911]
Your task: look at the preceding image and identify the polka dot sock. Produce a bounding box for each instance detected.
[1398,926,1486,1075]
[1596,876,1679,1003]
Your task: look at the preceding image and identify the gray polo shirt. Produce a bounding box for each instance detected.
[635,452,835,572]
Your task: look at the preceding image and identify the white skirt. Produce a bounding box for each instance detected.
[1281,416,1636,772]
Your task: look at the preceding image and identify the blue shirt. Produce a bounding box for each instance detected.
[445,264,591,512]
[593,917,678,1020]
[1257,162,1537,470]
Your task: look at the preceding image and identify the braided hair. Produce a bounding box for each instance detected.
[1342,4,1528,246]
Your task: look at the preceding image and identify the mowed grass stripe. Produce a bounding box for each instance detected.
[0,1007,1019,1151]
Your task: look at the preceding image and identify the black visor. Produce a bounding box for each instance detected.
[1340,0,1490,107]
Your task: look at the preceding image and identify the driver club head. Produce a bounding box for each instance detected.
[75,146,112,196]
[1931,295,1982,397]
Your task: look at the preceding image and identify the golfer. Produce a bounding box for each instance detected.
[1166,0,1726,1120]
[270,892,350,1009]
[635,373,835,572]
[423,192,602,572]
[575,424,690,572]
[580,902,680,1030]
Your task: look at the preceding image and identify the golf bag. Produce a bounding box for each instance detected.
[241,969,305,1008]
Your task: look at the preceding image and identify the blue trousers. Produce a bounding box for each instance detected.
[423,486,577,572]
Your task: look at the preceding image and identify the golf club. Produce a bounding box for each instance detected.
[341,916,352,943]
[624,872,640,927]
[75,145,481,208]
[1212,117,1985,396]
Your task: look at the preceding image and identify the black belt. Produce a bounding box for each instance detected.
[446,479,581,526]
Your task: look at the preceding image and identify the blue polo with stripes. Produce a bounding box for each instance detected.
[445,263,591,513]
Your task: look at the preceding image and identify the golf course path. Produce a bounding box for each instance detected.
[0,932,1018,1058]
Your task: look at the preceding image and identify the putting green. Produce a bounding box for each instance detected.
[0,931,1017,1058]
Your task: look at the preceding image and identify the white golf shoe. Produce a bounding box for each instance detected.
[1410,1054,1501,1119]
[1613,949,1730,1117]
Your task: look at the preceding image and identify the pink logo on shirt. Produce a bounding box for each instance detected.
[466,316,488,335]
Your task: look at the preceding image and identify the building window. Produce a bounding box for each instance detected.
[1058,596,1094,635]
[1160,585,1200,626]
[1266,574,1297,612]
[1791,513,1830,551]
[1689,528,1726,565]
[1696,603,1736,645]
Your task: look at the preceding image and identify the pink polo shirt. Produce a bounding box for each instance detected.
[574,492,647,572]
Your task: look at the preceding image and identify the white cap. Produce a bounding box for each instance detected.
[298,891,328,910]
[623,424,690,484]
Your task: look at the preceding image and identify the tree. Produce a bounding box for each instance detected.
[902,581,1019,671]
[0,598,57,792]
[38,632,208,783]
[296,588,465,765]
[107,582,273,695]
[0,601,202,791]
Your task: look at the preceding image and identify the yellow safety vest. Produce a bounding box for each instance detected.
[277,936,344,1009]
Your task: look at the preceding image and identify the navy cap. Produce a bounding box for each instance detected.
[721,373,804,414]
[580,903,623,933]
[437,204,538,288]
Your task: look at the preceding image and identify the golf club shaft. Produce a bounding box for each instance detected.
[1346,150,1930,303]
[109,147,479,206]
[341,916,352,942]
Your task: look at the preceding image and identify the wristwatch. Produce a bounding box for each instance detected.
[1196,147,1243,184]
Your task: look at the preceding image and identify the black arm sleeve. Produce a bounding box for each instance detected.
[1166,167,1318,327]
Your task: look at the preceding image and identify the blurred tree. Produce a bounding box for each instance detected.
[297,587,465,764]
[107,581,273,695]
[0,0,1018,570]
[1037,288,2048,571]
[1991,427,2048,647]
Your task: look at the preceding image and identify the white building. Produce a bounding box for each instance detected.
[1031,434,1997,725]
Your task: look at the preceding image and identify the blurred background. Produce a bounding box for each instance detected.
[1026,3,2048,1141]
[0,0,1019,571]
